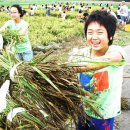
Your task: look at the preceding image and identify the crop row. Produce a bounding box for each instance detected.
[0,12,84,47]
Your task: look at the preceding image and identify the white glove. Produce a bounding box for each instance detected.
[0,34,3,50]
[0,80,10,113]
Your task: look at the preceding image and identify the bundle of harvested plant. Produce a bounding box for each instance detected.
[7,51,101,130]
[10,64,85,129]
[0,50,101,130]
[2,28,25,47]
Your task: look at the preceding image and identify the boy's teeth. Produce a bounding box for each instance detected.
[93,42,99,45]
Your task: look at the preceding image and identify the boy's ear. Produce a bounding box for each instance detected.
[110,37,113,40]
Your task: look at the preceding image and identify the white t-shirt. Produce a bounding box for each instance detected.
[69,45,126,119]
[120,5,128,17]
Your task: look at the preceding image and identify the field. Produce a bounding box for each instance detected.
[0,1,130,130]
[0,6,130,48]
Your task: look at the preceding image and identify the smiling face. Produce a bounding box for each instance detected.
[10,7,21,20]
[87,22,111,55]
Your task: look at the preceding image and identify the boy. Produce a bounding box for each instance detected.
[69,10,125,130]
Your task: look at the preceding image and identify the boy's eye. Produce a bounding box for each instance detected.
[98,32,103,34]
[87,32,92,34]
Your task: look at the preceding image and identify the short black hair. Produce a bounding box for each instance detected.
[11,4,25,17]
[84,10,117,45]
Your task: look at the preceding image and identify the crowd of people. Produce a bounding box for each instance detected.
[0,1,129,24]
[28,1,129,28]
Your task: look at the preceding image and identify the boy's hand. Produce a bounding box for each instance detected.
[73,67,81,73]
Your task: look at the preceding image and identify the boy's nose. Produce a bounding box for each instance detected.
[92,33,98,39]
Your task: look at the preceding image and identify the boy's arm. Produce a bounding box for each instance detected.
[74,51,124,73]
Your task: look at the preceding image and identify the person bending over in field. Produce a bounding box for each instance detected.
[0,4,33,62]
[69,10,125,130]
[119,1,128,30]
